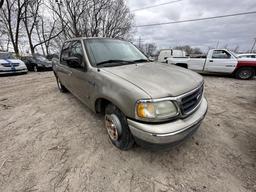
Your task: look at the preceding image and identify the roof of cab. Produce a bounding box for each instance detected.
[64,37,125,42]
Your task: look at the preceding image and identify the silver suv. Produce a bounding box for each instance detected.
[53,37,208,150]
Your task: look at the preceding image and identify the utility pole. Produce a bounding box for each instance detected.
[250,38,256,53]
[138,36,142,49]
[216,40,219,49]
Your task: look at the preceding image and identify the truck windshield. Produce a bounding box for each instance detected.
[84,39,148,67]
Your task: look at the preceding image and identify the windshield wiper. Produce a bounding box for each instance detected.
[130,59,149,63]
[96,59,134,67]
[96,59,149,67]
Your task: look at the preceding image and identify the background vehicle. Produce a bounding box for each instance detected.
[0,52,28,75]
[53,37,207,150]
[23,54,52,72]
[158,49,187,63]
[237,53,256,59]
[167,49,256,80]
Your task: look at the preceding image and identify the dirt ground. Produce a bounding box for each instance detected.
[0,72,255,192]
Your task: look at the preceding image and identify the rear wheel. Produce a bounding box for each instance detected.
[235,67,255,80]
[33,65,38,72]
[105,104,134,150]
[56,75,68,92]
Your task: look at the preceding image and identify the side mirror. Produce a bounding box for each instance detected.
[64,56,82,68]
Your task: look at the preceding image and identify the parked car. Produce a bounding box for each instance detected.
[167,49,256,80]
[53,37,208,150]
[51,54,60,67]
[158,49,187,63]
[46,53,59,61]
[0,52,28,75]
[23,54,52,72]
[237,53,256,59]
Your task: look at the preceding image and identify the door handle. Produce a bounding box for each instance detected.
[209,60,213,62]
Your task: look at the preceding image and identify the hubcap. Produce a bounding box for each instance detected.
[105,114,121,141]
[240,70,251,79]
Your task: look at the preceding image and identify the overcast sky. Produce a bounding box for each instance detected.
[127,0,256,52]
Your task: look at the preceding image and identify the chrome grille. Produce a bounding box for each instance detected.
[180,85,203,115]
[1,63,20,67]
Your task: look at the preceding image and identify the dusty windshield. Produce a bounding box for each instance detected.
[84,39,148,67]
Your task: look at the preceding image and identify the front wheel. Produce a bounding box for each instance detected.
[105,104,134,150]
[33,65,38,72]
[56,75,68,93]
[235,67,255,80]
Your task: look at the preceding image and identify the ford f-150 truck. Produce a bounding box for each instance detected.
[167,49,256,80]
[53,37,208,150]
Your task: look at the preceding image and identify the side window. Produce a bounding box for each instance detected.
[70,41,83,58]
[69,41,84,69]
[60,41,85,70]
[212,50,231,59]
[60,42,71,65]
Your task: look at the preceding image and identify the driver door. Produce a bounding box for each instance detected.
[204,50,237,73]
[66,40,91,105]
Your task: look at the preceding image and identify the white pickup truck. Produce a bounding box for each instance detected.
[158,49,186,63]
[167,49,256,80]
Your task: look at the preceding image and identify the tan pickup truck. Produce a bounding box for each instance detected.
[53,37,208,150]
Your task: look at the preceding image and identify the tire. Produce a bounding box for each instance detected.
[56,75,68,93]
[235,67,255,80]
[105,104,134,150]
[33,65,38,72]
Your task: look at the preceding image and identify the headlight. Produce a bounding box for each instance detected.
[136,100,178,121]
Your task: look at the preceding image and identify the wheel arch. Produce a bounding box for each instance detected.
[175,63,188,69]
[95,97,118,115]
[233,66,256,74]
[234,66,256,79]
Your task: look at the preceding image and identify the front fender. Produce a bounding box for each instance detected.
[90,69,151,118]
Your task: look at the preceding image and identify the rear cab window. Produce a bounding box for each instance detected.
[212,50,231,59]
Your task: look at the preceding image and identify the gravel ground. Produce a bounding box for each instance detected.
[0,72,255,192]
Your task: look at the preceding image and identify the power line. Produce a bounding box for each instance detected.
[131,0,182,12]
[135,11,256,27]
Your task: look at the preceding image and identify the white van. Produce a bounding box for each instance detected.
[158,49,186,63]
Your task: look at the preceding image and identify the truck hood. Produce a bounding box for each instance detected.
[102,62,203,98]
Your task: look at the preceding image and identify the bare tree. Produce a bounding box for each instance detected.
[48,0,133,39]
[0,0,134,55]
[22,0,42,54]
[144,43,157,56]
[0,0,4,8]
[35,16,63,55]
[0,0,27,55]
[22,0,64,55]
[101,0,134,38]
[174,45,202,55]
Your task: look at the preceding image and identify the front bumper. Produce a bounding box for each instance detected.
[0,68,28,74]
[128,97,208,145]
